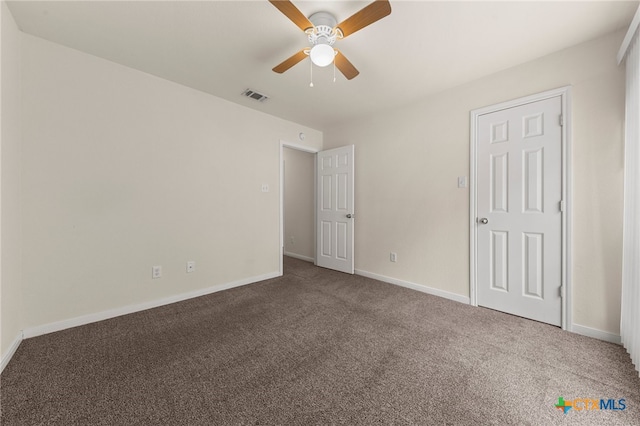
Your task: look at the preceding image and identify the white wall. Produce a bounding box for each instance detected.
[324,30,625,337]
[283,147,314,261]
[1,1,23,361]
[20,34,322,330]
[7,13,627,350]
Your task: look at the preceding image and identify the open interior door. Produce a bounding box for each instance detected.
[316,145,354,274]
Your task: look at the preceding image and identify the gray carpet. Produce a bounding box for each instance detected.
[1,256,639,425]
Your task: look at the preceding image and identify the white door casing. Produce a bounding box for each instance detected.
[471,88,571,328]
[316,145,355,274]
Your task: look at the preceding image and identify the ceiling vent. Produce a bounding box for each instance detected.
[242,89,269,102]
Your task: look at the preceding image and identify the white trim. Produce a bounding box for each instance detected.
[279,140,319,276]
[618,5,640,65]
[572,324,621,345]
[469,86,572,330]
[22,271,279,339]
[562,88,574,332]
[280,141,320,154]
[469,108,478,307]
[355,269,470,305]
[284,251,314,263]
[1,332,24,373]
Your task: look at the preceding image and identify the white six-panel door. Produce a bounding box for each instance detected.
[316,145,354,274]
[476,96,563,326]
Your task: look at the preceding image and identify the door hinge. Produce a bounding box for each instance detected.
[559,200,565,212]
[559,114,564,126]
[560,285,565,298]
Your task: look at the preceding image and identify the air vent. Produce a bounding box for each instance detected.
[241,89,269,102]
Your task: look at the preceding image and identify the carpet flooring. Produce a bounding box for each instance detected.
[1,256,639,425]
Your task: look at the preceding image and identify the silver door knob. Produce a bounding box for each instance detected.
[479,218,489,224]
[346,214,353,219]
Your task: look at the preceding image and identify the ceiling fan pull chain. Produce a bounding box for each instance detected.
[333,60,336,83]
[309,60,314,88]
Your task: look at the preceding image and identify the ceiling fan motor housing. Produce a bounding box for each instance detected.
[307,11,339,46]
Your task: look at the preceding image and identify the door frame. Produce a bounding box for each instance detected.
[279,140,320,276]
[469,86,573,330]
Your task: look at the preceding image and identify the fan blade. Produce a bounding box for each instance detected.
[335,0,391,39]
[273,49,308,73]
[268,0,314,32]
[335,51,359,80]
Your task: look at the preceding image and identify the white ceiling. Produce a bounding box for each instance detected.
[7,0,639,131]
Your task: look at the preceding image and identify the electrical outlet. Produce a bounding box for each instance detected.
[152,265,162,279]
[186,261,195,273]
[390,252,397,263]
[261,184,269,193]
[290,236,295,245]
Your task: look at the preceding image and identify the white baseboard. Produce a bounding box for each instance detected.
[355,269,470,305]
[284,252,314,263]
[1,332,24,373]
[571,323,621,344]
[355,270,623,345]
[23,271,280,339]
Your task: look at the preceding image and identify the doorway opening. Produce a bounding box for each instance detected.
[279,142,319,276]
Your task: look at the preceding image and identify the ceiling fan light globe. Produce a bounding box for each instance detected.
[310,44,335,67]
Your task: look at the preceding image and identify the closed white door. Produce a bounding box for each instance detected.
[316,145,354,274]
[476,96,563,326]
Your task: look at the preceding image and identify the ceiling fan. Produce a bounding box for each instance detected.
[268,0,392,81]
